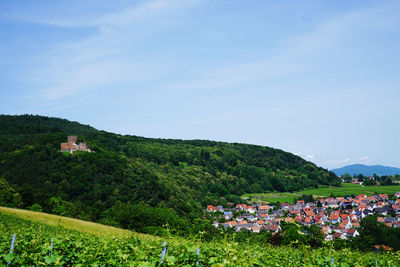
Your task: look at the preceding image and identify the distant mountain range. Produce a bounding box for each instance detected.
[331,164,400,176]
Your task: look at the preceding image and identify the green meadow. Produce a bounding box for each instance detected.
[242,183,400,204]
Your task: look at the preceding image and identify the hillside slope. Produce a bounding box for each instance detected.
[0,114,340,235]
[0,206,134,238]
[0,208,397,266]
[332,164,400,176]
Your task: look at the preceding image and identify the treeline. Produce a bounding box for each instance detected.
[341,173,397,186]
[0,115,340,236]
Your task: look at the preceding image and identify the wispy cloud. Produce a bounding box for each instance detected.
[13,0,399,106]
[169,2,400,92]
[16,0,200,103]
[322,156,377,169]
[322,158,351,169]
[294,152,317,163]
[170,54,308,92]
[6,0,199,28]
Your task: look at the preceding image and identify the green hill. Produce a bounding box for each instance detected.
[0,114,340,235]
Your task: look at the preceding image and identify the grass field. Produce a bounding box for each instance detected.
[0,206,154,240]
[243,183,400,204]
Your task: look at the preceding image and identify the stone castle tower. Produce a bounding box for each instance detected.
[60,135,91,153]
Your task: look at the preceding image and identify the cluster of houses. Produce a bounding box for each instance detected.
[206,192,400,241]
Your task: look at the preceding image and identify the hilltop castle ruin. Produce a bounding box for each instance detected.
[60,135,91,153]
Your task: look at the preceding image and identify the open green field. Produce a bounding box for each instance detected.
[243,183,400,204]
[0,206,135,239]
[1,207,399,266]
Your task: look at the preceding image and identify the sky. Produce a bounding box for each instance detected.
[1,0,400,169]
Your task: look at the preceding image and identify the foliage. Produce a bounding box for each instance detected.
[0,178,22,208]
[27,204,43,212]
[0,115,341,236]
[1,213,399,266]
[351,216,400,251]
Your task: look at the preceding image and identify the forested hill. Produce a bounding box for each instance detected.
[0,114,340,235]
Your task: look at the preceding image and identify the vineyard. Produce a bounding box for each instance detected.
[242,183,400,204]
[0,210,399,266]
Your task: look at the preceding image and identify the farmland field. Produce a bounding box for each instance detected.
[242,183,400,204]
[1,208,399,266]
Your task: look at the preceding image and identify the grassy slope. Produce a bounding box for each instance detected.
[0,206,151,240]
[1,207,399,266]
[0,208,400,267]
[243,183,400,203]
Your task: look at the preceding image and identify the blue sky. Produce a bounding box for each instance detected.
[1,0,400,169]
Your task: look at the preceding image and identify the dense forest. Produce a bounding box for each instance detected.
[0,114,340,235]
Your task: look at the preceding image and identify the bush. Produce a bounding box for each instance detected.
[28,203,43,212]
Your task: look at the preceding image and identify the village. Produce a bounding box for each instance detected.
[206,192,400,242]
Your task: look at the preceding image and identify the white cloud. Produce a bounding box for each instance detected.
[320,158,352,169]
[295,152,317,163]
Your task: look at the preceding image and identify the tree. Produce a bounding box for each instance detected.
[281,223,303,245]
[304,224,324,248]
[342,173,352,183]
[28,203,43,212]
[354,216,386,251]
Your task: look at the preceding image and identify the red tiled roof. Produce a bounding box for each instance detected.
[285,217,293,223]
[333,232,342,238]
[347,228,356,235]
[374,245,393,251]
[303,207,315,217]
[330,213,339,220]
[294,216,303,223]
[266,224,279,231]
